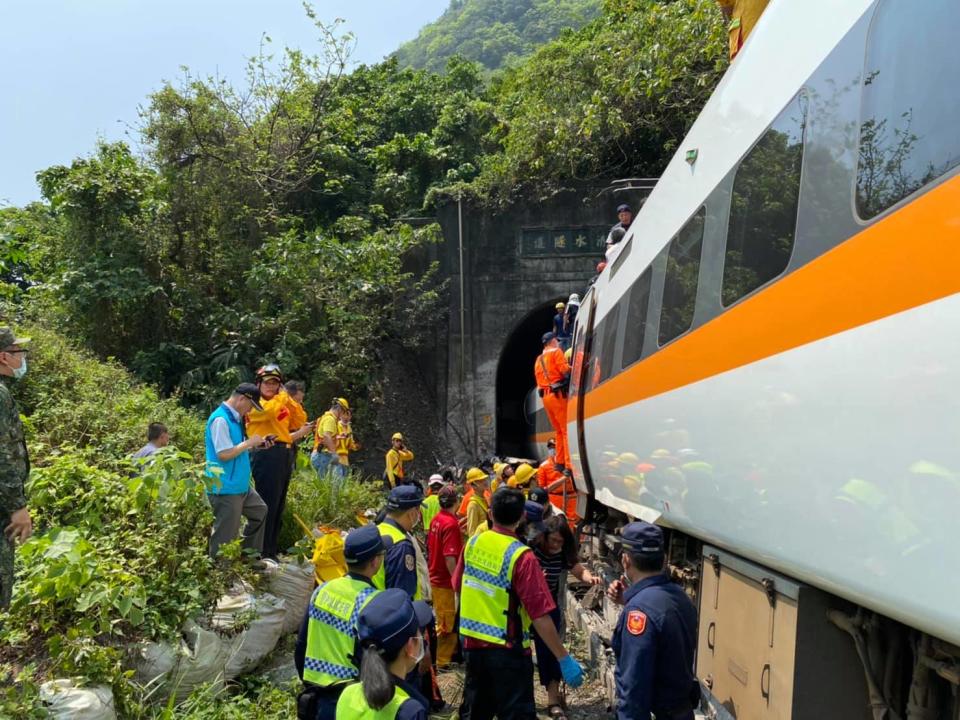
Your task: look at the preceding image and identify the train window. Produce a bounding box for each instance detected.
[621,267,652,368]
[586,305,621,391]
[856,1,960,219]
[610,237,632,278]
[722,95,804,307]
[659,208,705,346]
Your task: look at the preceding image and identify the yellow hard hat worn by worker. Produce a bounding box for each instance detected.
[466,467,488,485]
[509,463,536,488]
[335,397,350,411]
[555,302,565,310]
[392,432,404,441]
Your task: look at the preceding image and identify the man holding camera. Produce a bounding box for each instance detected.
[534,332,572,473]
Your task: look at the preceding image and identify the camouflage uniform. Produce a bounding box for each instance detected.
[0,328,29,608]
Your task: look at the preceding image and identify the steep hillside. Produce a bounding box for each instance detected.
[394,0,601,72]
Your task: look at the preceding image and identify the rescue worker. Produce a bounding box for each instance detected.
[420,475,445,533]
[375,485,424,599]
[0,328,32,608]
[553,302,571,351]
[607,522,698,720]
[336,408,360,471]
[463,467,491,537]
[295,525,384,720]
[336,588,434,720]
[384,432,414,490]
[427,485,462,668]
[454,489,584,720]
[313,398,349,480]
[247,364,309,559]
[508,463,536,496]
[539,455,579,530]
[534,332,572,472]
[717,0,771,59]
[491,462,514,493]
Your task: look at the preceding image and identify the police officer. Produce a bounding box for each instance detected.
[335,588,434,720]
[295,525,384,720]
[455,488,584,720]
[374,485,424,598]
[608,522,698,720]
[0,327,32,609]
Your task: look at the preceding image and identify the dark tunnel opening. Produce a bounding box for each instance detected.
[495,299,564,458]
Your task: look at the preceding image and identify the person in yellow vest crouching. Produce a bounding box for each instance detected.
[335,588,434,720]
[453,488,584,718]
[295,524,384,720]
[374,485,425,599]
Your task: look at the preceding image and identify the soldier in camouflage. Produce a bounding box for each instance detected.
[0,327,32,608]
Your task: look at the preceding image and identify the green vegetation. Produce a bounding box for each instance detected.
[394,0,601,72]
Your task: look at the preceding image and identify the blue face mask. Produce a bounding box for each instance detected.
[11,356,26,380]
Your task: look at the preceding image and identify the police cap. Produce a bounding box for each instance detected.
[528,486,549,505]
[357,589,433,656]
[387,484,424,511]
[620,521,664,556]
[616,203,632,214]
[343,524,384,565]
[541,331,556,345]
[524,500,544,524]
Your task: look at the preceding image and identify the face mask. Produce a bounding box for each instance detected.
[548,447,556,458]
[411,633,425,665]
[11,356,26,380]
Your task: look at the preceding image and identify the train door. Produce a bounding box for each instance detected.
[569,287,596,495]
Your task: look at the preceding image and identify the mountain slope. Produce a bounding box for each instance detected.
[394,0,601,72]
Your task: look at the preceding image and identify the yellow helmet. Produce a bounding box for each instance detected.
[510,463,536,487]
[334,397,350,411]
[465,467,488,485]
[391,432,404,441]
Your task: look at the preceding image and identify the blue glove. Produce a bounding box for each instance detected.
[559,654,584,688]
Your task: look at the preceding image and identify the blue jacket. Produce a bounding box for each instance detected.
[382,518,418,597]
[611,573,697,720]
[204,403,251,495]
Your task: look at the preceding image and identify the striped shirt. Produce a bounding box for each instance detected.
[534,547,570,600]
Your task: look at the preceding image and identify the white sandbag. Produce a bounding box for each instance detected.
[138,620,228,702]
[265,559,316,634]
[212,592,286,680]
[129,638,177,692]
[40,679,116,720]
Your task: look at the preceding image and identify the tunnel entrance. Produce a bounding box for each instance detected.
[495,299,565,458]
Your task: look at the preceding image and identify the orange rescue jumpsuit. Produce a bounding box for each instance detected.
[539,456,579,529]
[534,345,572,468]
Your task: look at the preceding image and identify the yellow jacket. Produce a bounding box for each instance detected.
[336,420,359,464]
[465,494,489,538]
[245,390,307,444]
[384,447,414,487]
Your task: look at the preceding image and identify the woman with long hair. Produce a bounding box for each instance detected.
[335,588,433,720]
[528,513,602,720]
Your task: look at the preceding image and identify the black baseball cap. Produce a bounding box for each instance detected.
[234,383,264,411]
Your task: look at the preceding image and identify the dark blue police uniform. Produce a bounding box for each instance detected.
[382,517,418,597]
[611,522,698,720]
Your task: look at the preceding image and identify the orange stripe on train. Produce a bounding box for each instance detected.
[579,173,960,421]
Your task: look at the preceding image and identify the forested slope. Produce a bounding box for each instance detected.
[394,0,601,72]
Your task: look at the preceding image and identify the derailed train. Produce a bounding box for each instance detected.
[554,1,960,717]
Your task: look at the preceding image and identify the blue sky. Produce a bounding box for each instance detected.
[0,0,449,207]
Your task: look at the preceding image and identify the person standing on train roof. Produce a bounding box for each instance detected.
[534,332,573,473]
[245,363,309,559]
[553,302,572,351]
[295,524,383,720]
[335,588,434,720]
[607,522,699,720]
[454,488,584,720]
[384,432,414,490]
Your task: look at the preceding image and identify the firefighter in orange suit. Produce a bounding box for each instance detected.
[534,332,572,471]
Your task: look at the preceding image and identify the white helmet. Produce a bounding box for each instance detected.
[568,293,580,305]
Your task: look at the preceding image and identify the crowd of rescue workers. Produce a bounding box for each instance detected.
[0,201,700,720]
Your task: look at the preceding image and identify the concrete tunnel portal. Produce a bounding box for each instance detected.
[495,298,565,459]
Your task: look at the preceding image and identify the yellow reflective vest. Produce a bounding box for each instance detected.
[303,575,379,687]
[336,681,412,720]
[460,530,532,649]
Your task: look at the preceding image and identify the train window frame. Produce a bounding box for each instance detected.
[609,236,633,278]
[853,0,960,222]
[620,266,653,370]
[586,303,622,392]
[721,92,806,309]
[658,206,706,347]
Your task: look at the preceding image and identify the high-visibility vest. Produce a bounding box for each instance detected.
[421,494,440,533]
[303,576,379,687]
[460,530,532,649]
[336,681,412,720]
[373,521,423,600]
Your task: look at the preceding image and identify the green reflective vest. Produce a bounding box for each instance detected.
[460,530,532,649]
[373,521,423,600]
[335,681,411,720]
[421,494,441,534]
[304,575,379,687]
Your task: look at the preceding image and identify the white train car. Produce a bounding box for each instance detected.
[568,1,960,717]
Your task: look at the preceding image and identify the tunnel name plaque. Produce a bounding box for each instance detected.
[519,225,610,258]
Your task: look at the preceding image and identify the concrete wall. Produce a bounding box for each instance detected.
[434,182,652,463]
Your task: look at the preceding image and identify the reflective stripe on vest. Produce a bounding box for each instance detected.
[303,576,378,687]
[336,682,412,720]
[372,521,423,600]
[459,530,532,648]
